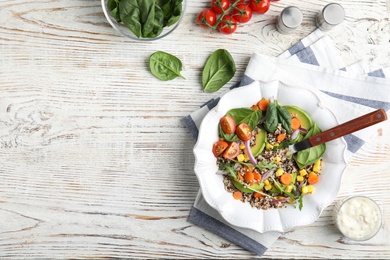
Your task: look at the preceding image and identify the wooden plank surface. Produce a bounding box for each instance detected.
[0,0,389,258]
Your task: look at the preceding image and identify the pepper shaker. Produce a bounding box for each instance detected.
[276,6,303,34]
[316,3,345,31]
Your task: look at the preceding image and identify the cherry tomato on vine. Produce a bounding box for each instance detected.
[217,15,238,34]
[232,3,253,23]
[249,0,270,14]
[211,0,230,14]
[197,9,217,28]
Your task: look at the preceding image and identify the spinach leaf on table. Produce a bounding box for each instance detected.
[202,49,236,93]
[149,51,185,81]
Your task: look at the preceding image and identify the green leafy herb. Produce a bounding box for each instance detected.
[158,0,183,26]
[108,0,183,39]
[298,195,303,211]
[149,51,185,81]
[218,161,236,178]
[226,108,262,130]
[256,161,277,170]
[295,123,326,167]
[218,124,239,142]
[107,0,120,22]
[202,49,236,93]
[277,105,292,133]
[264,101,278,132]
[264,100,292,133]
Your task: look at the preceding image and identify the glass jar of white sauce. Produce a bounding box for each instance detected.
[335,196,382,241]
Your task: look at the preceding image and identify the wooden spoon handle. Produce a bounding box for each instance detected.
[308,108,387,147]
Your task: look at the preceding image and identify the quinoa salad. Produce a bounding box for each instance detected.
[212,97,326,210]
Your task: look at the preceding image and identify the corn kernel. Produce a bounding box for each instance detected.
[285,185,293,193]
[265,184,272,191]
[299,169,308,176]
[239,143,246,150]
[264,180,270,186]
[237,154,245,162]
[307,185,315,193]
[301,186,309,194]
[244,154,249,162]
[313,160,321,173]
[275,168,284,177]
[297,175,304,182]
[266,143,273,150]
[288,198,295,204]
[273,156,281,164]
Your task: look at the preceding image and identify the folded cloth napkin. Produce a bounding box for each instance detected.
[183,29,390,256]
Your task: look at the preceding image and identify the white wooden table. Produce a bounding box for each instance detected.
[1,0,389,258]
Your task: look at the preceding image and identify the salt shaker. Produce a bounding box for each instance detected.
[316,3,345,31]
[276,6,303,34]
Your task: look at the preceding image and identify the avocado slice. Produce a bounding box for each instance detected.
[250,129,266,157]
[230,177,264,193]
[284,106,313,130]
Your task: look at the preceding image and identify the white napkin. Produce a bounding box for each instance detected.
[183,29,390,256]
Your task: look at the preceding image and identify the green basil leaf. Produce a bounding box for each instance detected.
[226,108,262,130]
[264,101,278,133]
[296,123,326,167]
[149,51,185,81]
[277,105,292,133]
[202,49,236,93]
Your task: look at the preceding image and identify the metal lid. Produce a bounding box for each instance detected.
[322,3,345,25]
[281,6,303,29]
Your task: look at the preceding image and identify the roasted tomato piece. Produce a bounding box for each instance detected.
[236,122,252,141]
[212,140,229,157]
[220,115,236,134]
[223,142,240,159]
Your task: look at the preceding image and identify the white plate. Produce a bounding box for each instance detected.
[193,80,347,233]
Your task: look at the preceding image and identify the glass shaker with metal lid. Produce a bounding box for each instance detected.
[276,6,303,34]
[316,3,345,31]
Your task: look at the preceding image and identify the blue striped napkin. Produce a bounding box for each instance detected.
[183,29,390,256]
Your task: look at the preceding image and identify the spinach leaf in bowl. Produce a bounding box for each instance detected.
[107,0,183,39]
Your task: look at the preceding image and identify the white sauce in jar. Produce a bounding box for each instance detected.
[336,196,382,241]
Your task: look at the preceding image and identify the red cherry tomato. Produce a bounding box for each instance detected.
[217,15,238,34]
[235,122,252,141]
[197,9,217,28]
[249,0,270,14]
[223,142,240,159]
[211,0,230,14]
[212,140,229,157]
[232,3,253,23]
[220,115,236,134]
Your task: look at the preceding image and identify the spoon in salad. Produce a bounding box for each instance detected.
[289,108,387,153]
